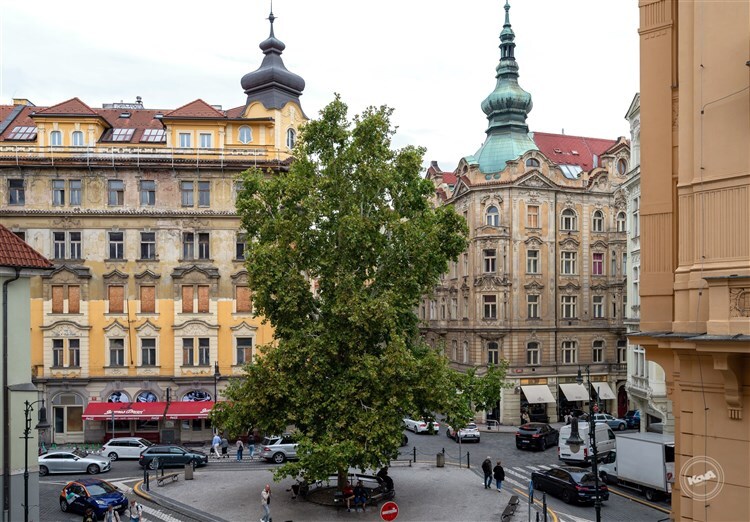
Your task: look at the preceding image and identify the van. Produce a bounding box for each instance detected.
[558,421,616,465]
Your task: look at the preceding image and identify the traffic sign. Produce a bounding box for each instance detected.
[380,501,399,521]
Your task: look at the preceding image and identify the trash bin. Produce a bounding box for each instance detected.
[436,453,445,467]
[184,463,194,480]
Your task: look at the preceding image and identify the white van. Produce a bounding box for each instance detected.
[558,421,616,465]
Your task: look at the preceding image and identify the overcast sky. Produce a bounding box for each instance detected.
[1,0,639,171]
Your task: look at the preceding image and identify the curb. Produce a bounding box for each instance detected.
[133,477,230,522]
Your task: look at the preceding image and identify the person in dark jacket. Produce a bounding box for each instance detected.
[481,456,493,489]
[493,460,505,491]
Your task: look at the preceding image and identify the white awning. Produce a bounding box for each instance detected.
[520,385,556,404]
[594,382,616,400]
[559,383,590,402]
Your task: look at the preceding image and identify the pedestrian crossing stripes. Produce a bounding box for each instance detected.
[142,504,186,522]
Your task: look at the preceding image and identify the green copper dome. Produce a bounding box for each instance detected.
[468,0,537,174]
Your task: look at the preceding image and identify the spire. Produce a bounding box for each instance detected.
[467,0,537,174]
[267,2,276,37]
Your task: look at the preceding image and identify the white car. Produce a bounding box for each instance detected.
[38,450,111,476]
[446,423,480,443]
[403,417,440,434]
[101,437,154,461]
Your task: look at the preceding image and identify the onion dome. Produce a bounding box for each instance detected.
[241,8,305,110]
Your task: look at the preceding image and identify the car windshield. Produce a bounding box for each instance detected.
[569,471,596,483]
[86,482,117,496]
[138,439,153,446]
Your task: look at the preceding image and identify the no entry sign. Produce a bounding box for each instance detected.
[380,501,399,521]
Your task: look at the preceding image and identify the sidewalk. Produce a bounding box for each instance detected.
[136,462,518,522]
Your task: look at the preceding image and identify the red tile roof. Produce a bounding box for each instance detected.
[225,105,246,119]
[33,97,99,116]
[164,99,225,119]
[532,132,617,171]
[0,225,53,269]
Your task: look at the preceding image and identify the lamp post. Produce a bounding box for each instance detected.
[22,399,50,522]
[576,366,602,522]
[213,361,221,402]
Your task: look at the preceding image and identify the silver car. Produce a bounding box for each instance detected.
[259,434,298,464]
[39,450,111,476]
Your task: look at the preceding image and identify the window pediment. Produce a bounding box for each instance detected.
[135,319,161,336]
[173,319,219,336]
[524,281,545,291]
[103,269,129,282]
[524,236,543,247]
[230,321,257,335]
[103,320,128,335]
[41,320,91,336]
[590,240,608,250]
[559,238,580,249]
[172,265,220,281]
[42,264,91,281]
[558,282,581,293]
[231,270,249,284]
[135,269,161,281]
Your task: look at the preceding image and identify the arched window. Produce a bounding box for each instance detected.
[72,131,84,147]
[286,128,296,149]
[107,391,131,403]
[616,212,626,232]
[238,126,252,144]
[182,390,212,402]
[451,340,458,361]
[136,391,158,403]
[592,210,604,232]
[50,130,62,147]
[525,158,540,169]
[485,205,499,226]
[560,208,577,231]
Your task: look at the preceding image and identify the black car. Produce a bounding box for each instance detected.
[623,409,641,429]
[138,445,209,469]
[515,423,559,451]
[531,466,609,504]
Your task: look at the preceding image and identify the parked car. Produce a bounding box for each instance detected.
[402,417,440,434]
[59,478,128,518]
[446,423,480,443]
[39,450,111,476]
[531,466,610,505]
[101,437,153,461]
[138,445,209,469]
[260,434,299,463]
[592,413,627,431]
[622,410,641,429]
[515,423,559,451]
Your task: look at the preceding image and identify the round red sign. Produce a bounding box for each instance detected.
[380,501,399,521]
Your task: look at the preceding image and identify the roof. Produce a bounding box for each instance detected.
[33,97,99,117]
[532,132,617,171]
[164,99,225,119]
[0,224,54,269]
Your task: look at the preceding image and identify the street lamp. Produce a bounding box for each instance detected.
[23,399,50,522]
[213,361,221,402]
[569,366,601,522]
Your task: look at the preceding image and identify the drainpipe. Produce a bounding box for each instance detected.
[3,267,22,520]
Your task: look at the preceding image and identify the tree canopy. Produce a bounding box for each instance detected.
[213,95,507,482]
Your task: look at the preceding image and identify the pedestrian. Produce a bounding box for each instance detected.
[481,456,493,489]
[493,460,505,491]
[103,504,121,522]
[342,481,355,511]
[353,480,367,513]
[522,410,530,424]
[82,508,96,522]
[221,435,229,458]
[248,437,255,460]
[236,438,244,461]
[260,483,271,522]
[127,499,143,522]
[212,432,221,459]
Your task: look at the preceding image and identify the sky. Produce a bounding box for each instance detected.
[1,0,639,172]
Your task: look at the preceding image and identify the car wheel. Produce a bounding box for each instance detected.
[148,459,159,470]
[60,499,69,512]
[272,452,286,464]
[108,452,119,461]
[561,489,572,504]
[87,464,100,474]
[618,423,626,431]
[39,465,48,477]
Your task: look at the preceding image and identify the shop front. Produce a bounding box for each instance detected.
[82,401,168,443]
[558,382,590,420]
[519,384,556,423]
[592,382,617,415]
[164,401,215,443]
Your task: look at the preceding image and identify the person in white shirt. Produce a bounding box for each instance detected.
[211,433,221,459]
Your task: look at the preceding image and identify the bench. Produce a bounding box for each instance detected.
[156,472,180,486]
[501,495,520,521]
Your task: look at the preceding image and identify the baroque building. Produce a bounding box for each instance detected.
[421,1,630,426]
[0,11,306,444]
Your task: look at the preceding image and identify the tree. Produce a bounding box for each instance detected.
[214,95,507,484]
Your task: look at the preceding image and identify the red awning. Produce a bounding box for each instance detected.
[82,402,168,421]
[165,401,215,420]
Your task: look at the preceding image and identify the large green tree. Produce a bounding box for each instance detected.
[213,95,507,483]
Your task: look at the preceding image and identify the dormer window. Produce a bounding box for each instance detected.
[525,158,540,169]
[119,112,131,119]
[141,128,166,143]
[110,128,135,142]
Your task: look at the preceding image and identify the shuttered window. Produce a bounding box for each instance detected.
[52,285,64,313]
[68,285,80,314]
[140,285,156,313]
[236,286,252,313]
[108,285,124,313]
[197,285,209,313]
[182,285,194,313]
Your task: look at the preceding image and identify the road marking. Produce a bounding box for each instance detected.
[528,465,541,470]
[142,504,184,522]
[539,464,552,469]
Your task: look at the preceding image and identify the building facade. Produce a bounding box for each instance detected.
[421,2,629,426]
[0,12,305,444]
[636,0,750,520]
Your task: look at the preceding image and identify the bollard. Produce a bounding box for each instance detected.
[413,447,417,463]
[143,467,149,492]
[436,452,445,467]
[442,447,445,455]
[184,463,194,480]
[466,452,470,469]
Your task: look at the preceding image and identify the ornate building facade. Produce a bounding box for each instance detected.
[0,12,305,444]
[421,1,630,426]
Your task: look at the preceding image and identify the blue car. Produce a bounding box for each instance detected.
[60,478,128,519]
[623,410,641,429]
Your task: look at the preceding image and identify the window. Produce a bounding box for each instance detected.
[140,232,156,260]
[179,133,191,148]
[182,338,194,365]
[182,233,195,260]
[238,126,252,144]
[450,298,458,320]
[612,297,618,318]
[561,295,577,319]
[525,158,540,169]
[139,285,156,314]
[561,341,578,364]
[181,285,210,313]
[616,212,626,232]
[110,128,135,142]
[67,339,80,366]
[463,253,469,276]
[198,181,210,207]
[72,131,84,146]
[617,340,627,364]
[235,233,247,260]
[527,205,539,228]
[51,285,80,314]
[617,158,628,175]
[109,339,125,367]
[141,128,166,143]
[53,231,81,260]
[236,338,253,364]
[527,342,540,365]
[198,338,210,366]
[140,180,156,206]
[108,232,124,260]
[69,180,81,206]
[451,340,458,361]
[108,285,125,314]
[182,286,194,313]
[69,232,81,259]
[592,295,604,318]
[560,251,577,275]
[463,296,469,318]
[592,253,604,275]
[53,232,66,259]
[462,341,469,363]
[7,126,37,140]
[50,130,62,147]
[592,210,603,232]
[440,299,446,320]
[141,339,156,366]
[236,286,252,313]
[483,249,496,273]
[52,180,65,206]
[199,133,212,149]
[632,198,640,236]
[181,181,194,206]
[622,252,627,274]
[526,249,539,273]
[52,339,64,367]
[487,342,499,365]
[483,295,497,319]
[593,340,604,363]
[12,231,25,241]
[611,251,617,275]
[286,128,296,149]
[108,180,124,206]
[8,179,24,205]
[560,208,577,231]
[527,294,539,319]
[485,205,499,226]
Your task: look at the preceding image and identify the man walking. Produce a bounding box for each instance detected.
[482,456,493,489]
[493,460,505,491]
[260,483,271,522]
[212,432,221,459]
